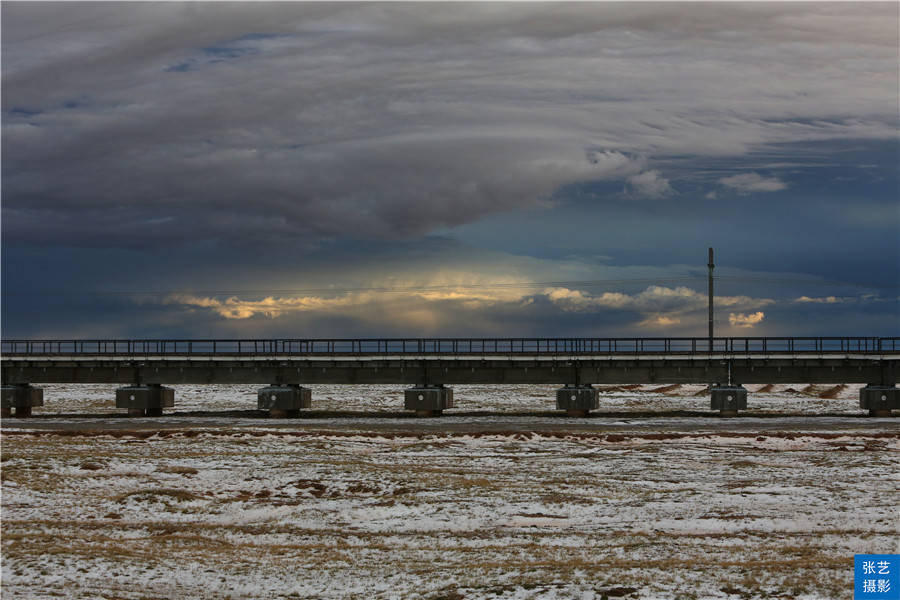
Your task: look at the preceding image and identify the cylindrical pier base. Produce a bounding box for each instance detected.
[869,409,893,418]
[268,409,301,418]
[126,407,165,417]
[565,409,590,418]
[415,410,442,418]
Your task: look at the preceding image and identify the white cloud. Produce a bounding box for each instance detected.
[729,311,765,328]
[719,173,788,193]
[795,295,844,304]
[543,285,774,331]
[543,287,632,310]
[627,170,673,198]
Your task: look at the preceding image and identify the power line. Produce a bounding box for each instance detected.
[2,276,708,298]
[717,275,898,289]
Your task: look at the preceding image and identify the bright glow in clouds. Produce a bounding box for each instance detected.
[729,312,766,328]
[639,315,682,328]
[166,293,370,320]
[543,285,773,315]
[165,274,539,319]
[167,283,775,332]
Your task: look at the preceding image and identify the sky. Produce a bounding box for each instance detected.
[2,1,898,340]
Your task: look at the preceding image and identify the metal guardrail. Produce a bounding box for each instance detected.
[1,337,897,357]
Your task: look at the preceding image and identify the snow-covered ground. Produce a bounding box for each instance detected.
[2,385,898,599]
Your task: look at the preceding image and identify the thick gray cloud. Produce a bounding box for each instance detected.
[3,2,897,247]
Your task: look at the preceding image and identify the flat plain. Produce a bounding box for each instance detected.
[2,384,898,599]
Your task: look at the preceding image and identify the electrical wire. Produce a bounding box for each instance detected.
[717,275,897,289]
[3,277,707,297]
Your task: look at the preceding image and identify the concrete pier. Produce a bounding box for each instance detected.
[258,384,312,418]
[710,385,748,417]
[859,385,899,417]
[556,385,599,417]
[1,384,44,418]
[115,384,174,417]
[404,385,453,417]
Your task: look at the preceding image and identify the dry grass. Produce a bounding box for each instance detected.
[156,465,199,475]
[113,488,201,503]
[819,384,847,399]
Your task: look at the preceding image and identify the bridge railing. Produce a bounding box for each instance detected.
[1,337,897,357]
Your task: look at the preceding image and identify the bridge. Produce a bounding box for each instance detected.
[2,337,899,418]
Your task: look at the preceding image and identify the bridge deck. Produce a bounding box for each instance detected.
[3,337,897,386]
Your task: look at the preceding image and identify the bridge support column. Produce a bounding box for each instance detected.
[711,385,747,417]
[404,385,453,417]
[860,385,899,417]
[116,384,174,417]
[1,384,44,418]
[556,385,599,417]
[258,384,312,418]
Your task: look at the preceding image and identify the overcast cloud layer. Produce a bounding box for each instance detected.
[2,2,898,338]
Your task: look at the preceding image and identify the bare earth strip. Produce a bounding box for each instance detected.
[1,386,899,599]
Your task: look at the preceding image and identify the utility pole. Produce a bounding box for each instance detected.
[708,247,715,351]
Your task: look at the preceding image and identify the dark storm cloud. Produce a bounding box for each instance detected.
[3,2,897,248]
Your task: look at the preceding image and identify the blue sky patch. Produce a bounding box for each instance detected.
[7,106,42,117]
[164,32,287,72]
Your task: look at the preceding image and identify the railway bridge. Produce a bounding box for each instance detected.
[2,337,898,418]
